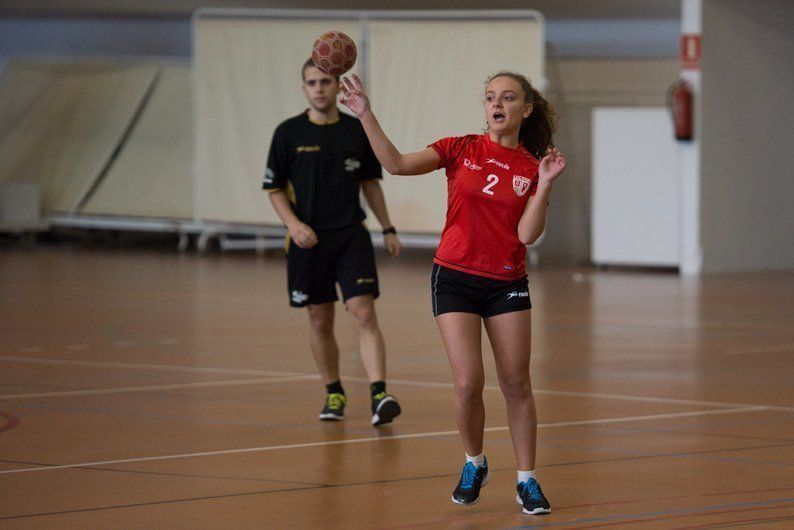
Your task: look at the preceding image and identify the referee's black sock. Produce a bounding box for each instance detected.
[370,380,386,398]
[326,380,344,395]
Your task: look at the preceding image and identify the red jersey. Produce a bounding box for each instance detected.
[430,134,539,280]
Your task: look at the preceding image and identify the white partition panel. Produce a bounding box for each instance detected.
[81,65,193,219]
[194,10,543,231]
[0,60,158,213]
[368,18,543,232]
[591,107,679,267]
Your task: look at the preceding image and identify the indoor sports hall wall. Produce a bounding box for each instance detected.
[0,54,675,264]
[193,11,543,231]
[542,57,678,264]
[699,0,794,271]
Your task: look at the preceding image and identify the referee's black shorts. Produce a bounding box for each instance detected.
[286,223,379,307]
[431,263,532,318]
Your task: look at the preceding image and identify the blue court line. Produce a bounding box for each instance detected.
[539,440,794,469]
[565,423,794,444]
[710,514,794,528]
[684,452,794,469]
[507,497,794,528]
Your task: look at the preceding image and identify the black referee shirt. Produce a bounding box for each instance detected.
[263,110,382,231]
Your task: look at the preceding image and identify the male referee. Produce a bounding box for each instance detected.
[263,59,403,426]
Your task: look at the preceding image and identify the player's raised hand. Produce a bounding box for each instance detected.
[339,74,371,118]
[538,147,567,184]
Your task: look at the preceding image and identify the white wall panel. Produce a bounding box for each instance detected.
[592,107,679,267]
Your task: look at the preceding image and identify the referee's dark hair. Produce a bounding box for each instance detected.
[487,71,556,160]
[302,58,340,82]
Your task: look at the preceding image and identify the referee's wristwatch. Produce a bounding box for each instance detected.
[382,226,397,235]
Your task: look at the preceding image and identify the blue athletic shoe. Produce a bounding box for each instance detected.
[451,458,491,505]
[516,477,551,514]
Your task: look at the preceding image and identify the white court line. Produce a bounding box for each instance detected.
[0,406,767,475]
[3,355,793,412]
[0,375,320,400]
[527,389,761,409]
[0,355,304,377]
[345,376,794,412]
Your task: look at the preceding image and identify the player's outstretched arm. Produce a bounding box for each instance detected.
[340,74,439,176]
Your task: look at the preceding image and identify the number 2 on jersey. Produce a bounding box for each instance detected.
[482,174,499,196]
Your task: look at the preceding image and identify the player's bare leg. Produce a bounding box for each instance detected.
[483,309,536,470]
[484,309,551,514]
[306,302,340,383]
[307,302,348,421]
[346,294,401,425]
[436,311,492,506]
[345,294,385,381]
[435,312,485,456]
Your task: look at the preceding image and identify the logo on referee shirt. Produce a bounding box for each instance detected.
[264,168,275,184]
[507,290,529,300]
[296,145,321,153]
[513,175,533,197]
[345,158,361,172]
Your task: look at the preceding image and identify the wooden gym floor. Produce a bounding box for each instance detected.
[1,245,793,528]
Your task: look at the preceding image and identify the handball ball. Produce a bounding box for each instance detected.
[311,31,357,76]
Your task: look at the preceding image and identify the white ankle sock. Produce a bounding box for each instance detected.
[517,470,536,483]
[465,452,486,467]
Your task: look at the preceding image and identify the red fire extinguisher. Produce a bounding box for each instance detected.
[668,79,693,141]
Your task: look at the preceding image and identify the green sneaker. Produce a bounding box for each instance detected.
[371,392,401,426]
[319,393,346,421]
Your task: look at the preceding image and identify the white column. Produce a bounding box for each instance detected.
[679,0,702,274]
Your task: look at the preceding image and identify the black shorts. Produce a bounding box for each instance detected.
[431,263,532,318]
[287,223,379,307]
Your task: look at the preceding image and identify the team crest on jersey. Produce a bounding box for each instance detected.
[513,175,533,197]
